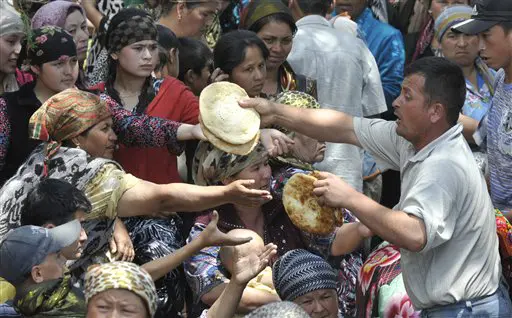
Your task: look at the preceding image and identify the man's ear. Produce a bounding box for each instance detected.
[429,102,445,124]
[31,265,44,283]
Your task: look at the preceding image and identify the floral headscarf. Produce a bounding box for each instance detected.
[29,88,110,165]
[84,262,157,317]
[193,141,267,186]
[31,0,85,29]
[27,26,76,66]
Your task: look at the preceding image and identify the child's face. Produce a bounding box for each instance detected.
[479,25,512,70]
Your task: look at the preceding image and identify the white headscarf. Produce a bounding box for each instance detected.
[0,2,25,93]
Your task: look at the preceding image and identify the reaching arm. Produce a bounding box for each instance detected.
[116,179,272,218]
[239,98,361,146]
[330,222,373,256]
[458,114,478,145]
[81,0,103,30]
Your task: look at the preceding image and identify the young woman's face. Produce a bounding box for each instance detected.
[230,45,266,97]
[74,118,118,160]
[116,40,159,78]
[64,9,89,63]
[257,21,294,71]
[441,30,479,67]
[86,289,148,318]
[179,2,218,38]
[33,56,79,94]
[0,33,24,75]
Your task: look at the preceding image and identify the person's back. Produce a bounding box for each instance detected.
[287,0,386,192]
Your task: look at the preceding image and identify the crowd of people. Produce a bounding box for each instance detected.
[0,0,511,317]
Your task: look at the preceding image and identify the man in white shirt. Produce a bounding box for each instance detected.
[241,56,510,315]
[287,0,386,192]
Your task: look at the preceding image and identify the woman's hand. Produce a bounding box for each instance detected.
[177,123,206,141]
[230,243,277,285]
[198,211,253,248]
[225,179,272,207]
[260,129,294,157]
[110,218,135,261]
[210,68,230,83]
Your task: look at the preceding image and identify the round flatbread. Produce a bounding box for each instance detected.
[200,82,260,145]
[283,173,344,235]
[200,118,260,156]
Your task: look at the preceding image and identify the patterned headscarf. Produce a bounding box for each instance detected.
[31,0,85,29]
[84,262,157,318]
[105,8,158,53]
[273,249,337,301]
[434,5,472,43]
[29,88,110,162]
[0,2,26,37]
[240,0,292,30]
[27,26,76,66]
[193,141,267,186]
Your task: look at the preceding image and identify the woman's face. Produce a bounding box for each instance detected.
[441,30,479,67]
[430,0,469,20]
[230,45,266,97]
[232,158,272,192]
[74,118,118,160]
[0,33,24,75]
[115,40,159,78]
[64,9,89,63]
[292,133,326,163]
[294,289,339,318]
[86,289,148,318]
[257,21,294,71]
[179,2,218,38]
[33,56,79,94]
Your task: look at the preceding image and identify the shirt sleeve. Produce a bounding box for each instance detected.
[375,31,405,110]
[361,47,388,117]
[184,223,228,303]
[103,94,185,155]
[177,86,200,125]
[400,162,462,253]
[0,98,10,173]
[353,117,401,171]
[83,163,141,220]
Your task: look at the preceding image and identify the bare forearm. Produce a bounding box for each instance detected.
[345,191,426,252]
[458,114,478,144]
[203,284,280,313]
[331,223,366,256]
[207,281,246,318]
[272,104,360,146]
[142,238,204,281]
[161,184,230,212]
[82,1,103,30]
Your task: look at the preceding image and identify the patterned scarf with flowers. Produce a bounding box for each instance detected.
[24,26,77,68]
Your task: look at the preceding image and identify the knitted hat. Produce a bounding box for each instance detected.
[272,249,337,301]
[434,5,473,42]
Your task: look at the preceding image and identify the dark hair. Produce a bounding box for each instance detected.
[404,57,466,126]
[296,0,331,16]
[105,8,156,114]
[156,25,180,72]
[248,12,298,35]
[178,37,213,81]
[161,0,203,16]
[21,179,92,227]
[214,30,269,75]
[219,0,241,32]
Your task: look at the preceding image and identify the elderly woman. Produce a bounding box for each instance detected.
[240,0,317,99]
[0,89,271,287]
[0,2,25,95]
[273,249,340,318]
[185,139,372,316]
[31,1,89,88]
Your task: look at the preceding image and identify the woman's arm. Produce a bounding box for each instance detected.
[0,99,11,172]
[81,0,103,30]
[116,179,272,218]
[330,222,373,256]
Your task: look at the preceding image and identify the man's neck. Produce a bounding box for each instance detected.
[412,123,452,152]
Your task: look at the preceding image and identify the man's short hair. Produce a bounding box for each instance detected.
[404,57,466,126]
[296,0,331,16]
[21,179,91,227]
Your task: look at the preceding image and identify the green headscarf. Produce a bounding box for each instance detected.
[241,0,292,30]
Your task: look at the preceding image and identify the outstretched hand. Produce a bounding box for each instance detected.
[313,171,357,209]
[239,98,276,128]
[260,128,294,157]
[226,179,272,207]
[199,211,253,248]
[230,243,277,285]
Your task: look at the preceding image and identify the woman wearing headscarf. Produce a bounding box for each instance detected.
[0,2,26,95]
[185,140,372,316]
[31,0,90,88]
[0,89,272,288]
[240,0,317,99]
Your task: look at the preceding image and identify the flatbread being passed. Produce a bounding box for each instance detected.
[200,82,260,145]
[199,118,260,156]
[283,172,344,235]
